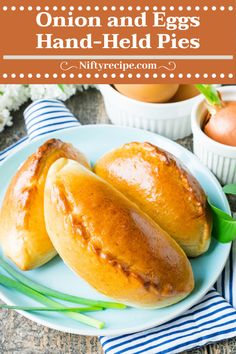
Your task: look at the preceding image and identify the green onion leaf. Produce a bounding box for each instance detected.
[208,199,236,243]
[0,305,103,312]
[57,84,65,93]
[223,184,236,195]
[0,273,104,329]
[0,258,126,309]
[195,84,223,108]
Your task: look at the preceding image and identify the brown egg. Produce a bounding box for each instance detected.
[170,85,199,102]
[114,84,179,103]
[204,101,236,146]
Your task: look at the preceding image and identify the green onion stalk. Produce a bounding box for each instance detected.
[0,273,104,329]
[0,257,126,309]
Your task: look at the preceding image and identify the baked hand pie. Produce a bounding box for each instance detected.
[0,139,90,270]
[44,158,194,308]
[94,142,212,257]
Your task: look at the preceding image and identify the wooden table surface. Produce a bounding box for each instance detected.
[0,88,235,354]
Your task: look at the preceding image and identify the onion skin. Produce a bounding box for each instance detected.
[203,101,236,147]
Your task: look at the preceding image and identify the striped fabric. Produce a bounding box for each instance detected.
[0,99,79,161]
[1,99,235,354]
[101,289,236,354]
[24,98,79,140]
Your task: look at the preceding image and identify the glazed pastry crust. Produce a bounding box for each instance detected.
[44,158,194,308]
[0,139,90,270]
[94,142,212,257]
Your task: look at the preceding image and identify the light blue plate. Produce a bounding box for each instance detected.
[0,125,231,336]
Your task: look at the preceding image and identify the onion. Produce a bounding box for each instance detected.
[204,101,236,146]
[195,85,236,147]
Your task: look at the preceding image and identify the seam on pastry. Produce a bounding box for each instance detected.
[115,142,206,216]
[24,139,84,181]
[52,181,180,297]
[17,184,38,228]
[14,139,85,227]
[13,140,63,227]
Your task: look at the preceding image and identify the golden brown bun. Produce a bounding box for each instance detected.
[94,142,212,257]
[0,139,90,270]
[44,158,194,308]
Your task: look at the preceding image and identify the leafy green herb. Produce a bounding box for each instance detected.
[195,85,223,108]
[0,91,4,96]
[57,84,65,93]
[0,257,126,309]
[223,184,236,195]
[0,305,102,312]
[208,198,236,243]
[0,273,104,329]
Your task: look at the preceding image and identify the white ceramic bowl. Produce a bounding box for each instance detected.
[99,84,204,140]
[191,86,236,185]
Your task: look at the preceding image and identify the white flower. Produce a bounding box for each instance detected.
[0,84,97,133]
[29,84,77,101]
[0,109,12,133]
[75,84,96,91]
[0,85,30,132]
[0,85,30,111]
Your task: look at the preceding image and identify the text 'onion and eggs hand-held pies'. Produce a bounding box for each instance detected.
[0,139,90,271]
[94,142,212,257]
[44,158,194,308]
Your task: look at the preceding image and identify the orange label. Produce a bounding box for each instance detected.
[0,0,235,83]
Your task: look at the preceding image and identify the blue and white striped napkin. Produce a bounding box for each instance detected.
[0,99,236,354]
[0,99,79,162]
